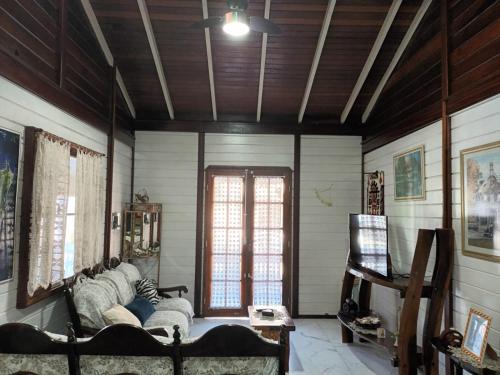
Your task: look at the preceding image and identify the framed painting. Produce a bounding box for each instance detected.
[0,127,21,283]
[460,141,500,262]
[393,145,425,201]
[461,307,492,363]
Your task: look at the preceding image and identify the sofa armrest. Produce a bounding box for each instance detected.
[145,327,169,337]
[157,285,188,298]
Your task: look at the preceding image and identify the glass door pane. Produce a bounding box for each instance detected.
[252,176,284,306]
[209,176,244,310]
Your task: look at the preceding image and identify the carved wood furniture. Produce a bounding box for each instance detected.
[338,228,453,375]
[248,305,295,371]
[0,322,285,375]
[0,322,79,375]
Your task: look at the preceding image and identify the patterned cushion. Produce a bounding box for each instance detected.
[96,270,135,305]
[79,355,174,375]
[156,297,194,323]
[73,278,117,329]
[0,353,69,375]
[182,357,279,375]
[136,278,160,305]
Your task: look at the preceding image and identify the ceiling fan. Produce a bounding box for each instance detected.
[192,0,281,37]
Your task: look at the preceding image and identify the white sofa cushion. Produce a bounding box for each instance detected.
[115,262,142,287]
[73,278,117,329]
[144,310,189,339]
[156,297,194,323]
[96,270,135,305]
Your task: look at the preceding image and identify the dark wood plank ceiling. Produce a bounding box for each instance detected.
[91,0,427,126]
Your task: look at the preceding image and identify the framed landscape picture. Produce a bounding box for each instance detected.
[0,127,21,283]
[393,145,425,201]
[461,141,500,262]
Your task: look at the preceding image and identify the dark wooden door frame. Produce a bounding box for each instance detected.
[202,166,293,317]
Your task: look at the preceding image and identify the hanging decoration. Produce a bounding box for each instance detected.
[367,171,384,215]
[314,184,334,207]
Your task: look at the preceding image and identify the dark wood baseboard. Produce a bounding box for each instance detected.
[297,315,337,319]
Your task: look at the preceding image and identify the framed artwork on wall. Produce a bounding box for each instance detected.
[461,307,492,363]
[0,127,21,283]
[393,145,425,201]
[367,170,384,215]
[460,141,500,262]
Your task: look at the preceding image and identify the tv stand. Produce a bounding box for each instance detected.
[338,229,453,375]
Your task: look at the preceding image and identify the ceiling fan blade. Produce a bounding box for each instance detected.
[249,17,281,34]
[191,17,223,29]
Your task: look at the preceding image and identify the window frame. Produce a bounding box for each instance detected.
[16,128,95,308]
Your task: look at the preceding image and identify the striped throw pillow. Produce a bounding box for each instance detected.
[135,279,160,305]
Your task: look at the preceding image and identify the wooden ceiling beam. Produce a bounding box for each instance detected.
[80,0,136,119]
[298,0,337,124]
[201,0,217,121]
[362,0,432,124]
[134,119,363,136]
[256,0,271,122]
[341,0,402,124]
[137,0,175,120]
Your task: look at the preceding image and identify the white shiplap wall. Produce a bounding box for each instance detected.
[364,121,442,338]
[110,140,133,258]
[204,134,294,168]
[299,136,362,315]
[451,95,500,351]
[0,76,108,332]
[134,132,198,306]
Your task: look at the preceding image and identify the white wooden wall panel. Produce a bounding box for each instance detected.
[205,134,294,168]
[0,76,108,333]
[450,94,500,350]
[110,141,133,258]
[299,136,362,315]
[134,132,198,305]
[364,121,442,340]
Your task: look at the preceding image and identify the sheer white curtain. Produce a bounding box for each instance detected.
[28,136,70,296]
[74,150,105,273]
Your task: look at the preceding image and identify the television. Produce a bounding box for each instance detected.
[348,214,392,279]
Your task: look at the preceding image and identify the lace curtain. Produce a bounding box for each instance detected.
[28,136,70,296]
[74,150,105,273]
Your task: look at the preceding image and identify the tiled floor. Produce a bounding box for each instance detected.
[190,318,398,375]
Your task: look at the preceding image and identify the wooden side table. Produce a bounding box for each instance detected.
[248,306,295,371]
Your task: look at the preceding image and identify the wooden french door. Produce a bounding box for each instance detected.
[203,167,292,316]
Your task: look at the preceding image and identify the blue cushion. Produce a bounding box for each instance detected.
[125,295,155,325]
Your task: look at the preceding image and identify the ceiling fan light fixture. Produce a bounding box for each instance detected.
[223,11,249,37]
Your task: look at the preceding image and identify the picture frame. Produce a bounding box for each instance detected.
[393,145,425,201]
[461,307,492,363]
[0,126,21,284]
[460,141,500,262]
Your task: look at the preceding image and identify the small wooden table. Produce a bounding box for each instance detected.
[248,305,295,371]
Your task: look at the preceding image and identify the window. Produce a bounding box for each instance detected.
[63,156,76,279]
[17,128,105,309]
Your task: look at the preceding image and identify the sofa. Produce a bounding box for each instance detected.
[0,323,286,375]
[64,260,194,339]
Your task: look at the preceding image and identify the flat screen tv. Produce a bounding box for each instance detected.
[349,214,392,279]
